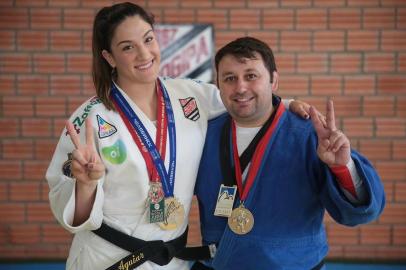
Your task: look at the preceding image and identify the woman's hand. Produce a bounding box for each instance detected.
[289,99,327,126]
[66,118,105,186]
[66,118,105,226]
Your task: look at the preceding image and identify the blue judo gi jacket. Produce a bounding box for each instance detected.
[195,109,385,270]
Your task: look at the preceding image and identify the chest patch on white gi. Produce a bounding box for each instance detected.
[97,114,117,138]
[101,139,127,164]
[179,97,200,121]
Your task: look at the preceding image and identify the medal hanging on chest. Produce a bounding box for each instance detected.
[226,120,255,235]
[226,106,284,235]
[228,203,254,235]
[146,90,167,224]
[214,184,237,217]
[158,196,185,230]
[111,79,184,229]
[148,182,165,223]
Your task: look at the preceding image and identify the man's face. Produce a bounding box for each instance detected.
[217,53,277,127]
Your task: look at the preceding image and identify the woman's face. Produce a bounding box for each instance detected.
[102,15,161,86]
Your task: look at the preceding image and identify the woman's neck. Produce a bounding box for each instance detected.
[117,78,157,121]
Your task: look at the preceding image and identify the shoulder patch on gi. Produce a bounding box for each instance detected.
[97,114,117,139]
[179,97,200,121]
[102,139,127,164]
[65,96,102,136]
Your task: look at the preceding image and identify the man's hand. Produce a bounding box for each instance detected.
[310,100,351,167]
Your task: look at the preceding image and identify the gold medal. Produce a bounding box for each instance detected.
[228,204,254,235]
[158,197,185,230]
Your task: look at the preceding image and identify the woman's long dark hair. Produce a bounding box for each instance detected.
[92,2,155,110]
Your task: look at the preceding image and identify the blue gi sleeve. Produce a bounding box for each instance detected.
[318,147,385,226]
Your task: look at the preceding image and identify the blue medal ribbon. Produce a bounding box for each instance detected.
[110,79,176,197]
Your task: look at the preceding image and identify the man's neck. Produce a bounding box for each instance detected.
[233,109,274,128]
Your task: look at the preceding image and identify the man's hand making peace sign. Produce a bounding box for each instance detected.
[309,100,351,167]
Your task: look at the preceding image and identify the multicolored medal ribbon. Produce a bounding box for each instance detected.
[227,103,285,235]
[111,79,184,230]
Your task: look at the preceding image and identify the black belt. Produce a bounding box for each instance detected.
[177,244,216,261]
[191,258,325,270]
[93,223,190,270]
[94,223,325,270]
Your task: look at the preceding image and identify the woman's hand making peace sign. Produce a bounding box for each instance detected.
[309,100,351,167]
[66,118,105,185]
[66,118,105,226]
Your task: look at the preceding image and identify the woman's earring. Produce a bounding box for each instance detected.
[111,66,117,77]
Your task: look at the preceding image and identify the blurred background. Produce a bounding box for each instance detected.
[0,0,405,267]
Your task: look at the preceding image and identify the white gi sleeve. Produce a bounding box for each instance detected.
[46,101,105,233]
[200,83,226,120]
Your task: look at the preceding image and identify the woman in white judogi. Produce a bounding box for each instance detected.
[46,2,307,270]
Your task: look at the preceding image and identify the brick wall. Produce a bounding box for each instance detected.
[0,0,405,262]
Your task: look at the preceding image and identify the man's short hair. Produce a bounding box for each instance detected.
[215,36,277,82]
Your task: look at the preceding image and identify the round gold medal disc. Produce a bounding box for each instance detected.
[158,197,185,230]
[228,205,254,235]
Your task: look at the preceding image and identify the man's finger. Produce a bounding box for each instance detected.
[66,120,81,149]
[327,130,340,151]
[318,112,327,128]
[321,138,330,150]
[330,135,347,152]
[310,106,324,135]
[328,130,349,152]
[326,100,337,131]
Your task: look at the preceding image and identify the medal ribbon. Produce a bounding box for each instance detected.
[220,95,281,188]
[111,79,176,197]
[151,82,167,182]
[231,100,285,201]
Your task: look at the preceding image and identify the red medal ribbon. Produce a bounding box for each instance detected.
[231,104,285,201]
[112,81,167,183]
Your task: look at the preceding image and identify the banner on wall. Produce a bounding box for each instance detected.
[155,24,214,83]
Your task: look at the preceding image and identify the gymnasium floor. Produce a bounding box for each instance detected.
[0,262,405,269]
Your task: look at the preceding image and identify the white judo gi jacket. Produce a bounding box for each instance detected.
[46,78,225,270]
